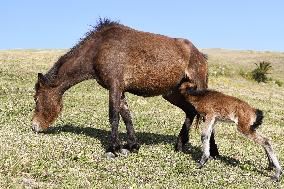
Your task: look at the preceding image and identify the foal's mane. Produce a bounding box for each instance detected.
[44,18,119,84]
[187,89,215,96]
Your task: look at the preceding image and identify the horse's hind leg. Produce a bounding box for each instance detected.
[106,86,122,157]
[120,94,140,153]
[163,92,195,151]
[176,113,196,151]
[242,129,282,181]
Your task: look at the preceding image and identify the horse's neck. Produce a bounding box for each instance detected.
[50,56,95,93]
[187,95,202,108]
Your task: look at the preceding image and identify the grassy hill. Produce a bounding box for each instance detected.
[0,49,283,188]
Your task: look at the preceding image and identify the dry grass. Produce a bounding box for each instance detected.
[0,49,283,188]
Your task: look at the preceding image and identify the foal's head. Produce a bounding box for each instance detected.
[31,73,63,132]
[179,82,197,95]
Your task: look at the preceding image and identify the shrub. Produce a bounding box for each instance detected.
[275,80,283,87]
[251,61,272,83]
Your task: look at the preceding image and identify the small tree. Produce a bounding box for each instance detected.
[251,61,272,83]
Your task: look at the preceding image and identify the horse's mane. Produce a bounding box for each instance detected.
[201,53,208,60]
[44,18,119,83]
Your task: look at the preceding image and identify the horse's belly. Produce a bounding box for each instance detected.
[124,64,185,96]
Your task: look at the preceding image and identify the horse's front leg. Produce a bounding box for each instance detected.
[106,87,122,158]
[120,94,140,154]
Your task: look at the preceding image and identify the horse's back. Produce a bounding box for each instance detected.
[94,25,192,96]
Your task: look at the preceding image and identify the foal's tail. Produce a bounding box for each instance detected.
[251,109,264,131]
[194,113,204,131]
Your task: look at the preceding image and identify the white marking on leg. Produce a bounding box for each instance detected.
[229,113,238,124]
[202,117,215,159]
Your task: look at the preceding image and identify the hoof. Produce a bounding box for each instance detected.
[123,143,140,153]
[271,169,282,182]
[197,162,204,169]
[210,148,220,158]
[210,154,219,159]
[174,142,184,152]
[198,155,209,168]
[271,175,280,182]
[120,149,130,156]
[104,152,117,159]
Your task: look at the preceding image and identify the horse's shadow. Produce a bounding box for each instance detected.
[46,124,177,148]
[46,124,266,176]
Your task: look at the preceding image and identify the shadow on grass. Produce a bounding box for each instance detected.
[45,124,267,176]
[46,124,177,149]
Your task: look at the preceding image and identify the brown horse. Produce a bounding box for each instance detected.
[32,18,219,157]
[180,82,282,181]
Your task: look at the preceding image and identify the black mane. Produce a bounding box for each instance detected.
[94,17,119,32]
[186,88,215,96]
[44,18,119,84]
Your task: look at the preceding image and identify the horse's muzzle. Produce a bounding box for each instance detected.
[31,122,45,133]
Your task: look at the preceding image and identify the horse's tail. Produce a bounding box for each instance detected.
[195,114,201,131]
[251,109,264,131]
[195,113,205,131]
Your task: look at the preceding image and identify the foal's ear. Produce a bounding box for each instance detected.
[38,73,47,86]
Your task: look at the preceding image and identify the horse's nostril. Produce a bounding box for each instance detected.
[32,123,43,133]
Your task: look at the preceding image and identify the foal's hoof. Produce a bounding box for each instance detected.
[104,152,117,159]
[271,170,282,182]
[271,169,283,182]
[197,162,205,169]
[198,156,209,168]
[271,175,280,182]
[210,148,220,159]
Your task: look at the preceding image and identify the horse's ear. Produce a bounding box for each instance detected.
[38,73,47,86]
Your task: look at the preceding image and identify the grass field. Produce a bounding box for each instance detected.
[0,49,283,188]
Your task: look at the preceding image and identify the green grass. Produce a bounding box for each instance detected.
[0,49,283,188]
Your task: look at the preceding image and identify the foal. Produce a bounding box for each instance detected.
[179,82,282,181]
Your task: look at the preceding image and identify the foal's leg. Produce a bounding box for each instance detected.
[265,149,275,170]
[120,94,140,152]
[210,127,219,158]
[163,90,219,156]
[245,131,282,181]
[106,87,122,157]
[199,115,215,167]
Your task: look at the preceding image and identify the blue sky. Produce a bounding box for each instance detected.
[1,0,283,51]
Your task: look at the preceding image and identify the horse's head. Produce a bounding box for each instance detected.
[31,73,63,133]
